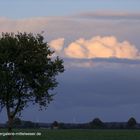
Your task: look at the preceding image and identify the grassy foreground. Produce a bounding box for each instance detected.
[0,129,140,140]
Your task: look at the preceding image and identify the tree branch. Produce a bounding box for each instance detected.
[12,98,21,118]
[12,81,24,118]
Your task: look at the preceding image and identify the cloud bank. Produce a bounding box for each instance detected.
[0,17,140,61]
[64,36,140,59]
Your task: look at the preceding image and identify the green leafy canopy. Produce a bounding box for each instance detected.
[0,32,64,117]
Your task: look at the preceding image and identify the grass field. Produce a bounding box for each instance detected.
[0,129,140,140]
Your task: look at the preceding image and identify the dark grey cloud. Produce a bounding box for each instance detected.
[1,62,140,123]
[63,58,140,70]
[39,64,140,123]
[91,58,140,64]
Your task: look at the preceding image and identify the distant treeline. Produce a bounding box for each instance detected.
[52,117,140,129]
[0,117,139,129]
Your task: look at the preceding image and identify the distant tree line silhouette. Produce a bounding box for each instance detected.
[0,117,139,129]
[54,117,138,129]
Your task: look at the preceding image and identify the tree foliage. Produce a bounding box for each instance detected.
[52,121,59,128]
[89,118,104,128]
[127,117,137,128]
[0,32,64,133]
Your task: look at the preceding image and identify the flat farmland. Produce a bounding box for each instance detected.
[0,129,140,140]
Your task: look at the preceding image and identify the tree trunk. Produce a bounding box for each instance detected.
[8,116,14,140]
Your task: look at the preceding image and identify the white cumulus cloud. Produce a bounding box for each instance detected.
[64,36,140,59]
[49,38,64,52]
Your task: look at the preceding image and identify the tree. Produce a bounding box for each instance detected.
[127,117,137,128]
[52,121,59,129]
[89,118,104,129]
[0,32,64,138]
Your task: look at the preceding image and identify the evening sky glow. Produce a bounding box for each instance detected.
[0,0,140,123]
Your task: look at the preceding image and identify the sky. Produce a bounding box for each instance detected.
[0,0,140,123]
[0,0,140,18]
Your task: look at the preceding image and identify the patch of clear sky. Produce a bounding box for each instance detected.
[0,0,140,19]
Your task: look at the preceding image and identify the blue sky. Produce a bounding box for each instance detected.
[0,0,140,18]
[0,0,140,123]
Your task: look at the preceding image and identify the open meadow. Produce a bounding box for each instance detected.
[0,129,140,140]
